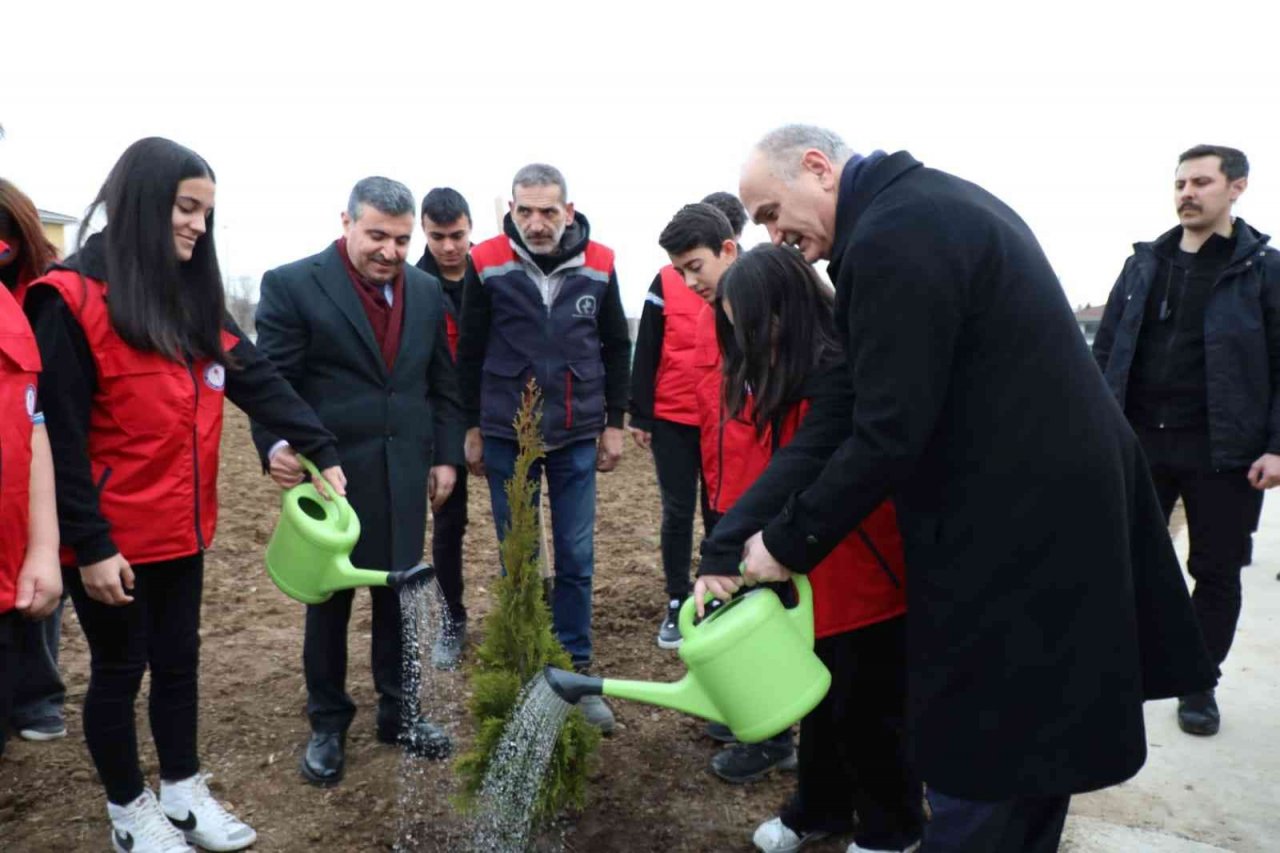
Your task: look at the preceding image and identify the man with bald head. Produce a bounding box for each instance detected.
[694,126,1216,852]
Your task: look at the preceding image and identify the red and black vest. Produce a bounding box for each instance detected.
[651,265,705,427]
[470,236,616,447]
[28,270,238,566]
[694,324,907,638]
[0,285,41,611]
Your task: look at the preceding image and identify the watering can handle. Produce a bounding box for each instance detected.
[676,559,751,638]
[297,454,352,532]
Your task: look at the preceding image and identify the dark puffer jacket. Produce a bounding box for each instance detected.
[1093,218,1280,469]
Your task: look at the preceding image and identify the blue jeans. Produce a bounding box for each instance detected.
[484,437,597,666]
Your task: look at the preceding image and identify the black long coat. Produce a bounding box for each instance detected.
[251,243,464,572]
[758,152,1217,800]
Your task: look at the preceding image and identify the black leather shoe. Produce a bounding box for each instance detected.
[378,718,453,760]
[711,732,797,784]
[300,731,345,786]
[1178,690,1221,736]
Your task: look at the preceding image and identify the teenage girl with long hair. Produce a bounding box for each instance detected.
[699,244,924,853]
[25,137,346,853]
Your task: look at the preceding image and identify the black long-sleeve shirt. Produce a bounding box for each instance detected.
[25,287,339,566]
[627,273,666,431]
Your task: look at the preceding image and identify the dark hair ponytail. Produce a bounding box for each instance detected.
[717,244,840,434]
[80,137,230,364]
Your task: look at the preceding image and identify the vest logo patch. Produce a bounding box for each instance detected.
[25,384,36,418]
[204,363,226,391]
[574,295,598,318]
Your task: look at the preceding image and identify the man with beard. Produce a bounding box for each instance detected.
[694,125,1216,852]
[457,164,630,733]
[253,177,464,785]
[1094,145,1280,737]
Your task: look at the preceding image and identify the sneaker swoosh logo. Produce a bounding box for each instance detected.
[114,829,135,851]
[170,811,198,831]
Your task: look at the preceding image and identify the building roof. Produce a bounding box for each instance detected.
[1075,305,1105,321]
[38,209,78,225]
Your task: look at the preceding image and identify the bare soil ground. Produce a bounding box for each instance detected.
[1,409,846,852]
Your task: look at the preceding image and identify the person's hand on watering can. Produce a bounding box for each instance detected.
[465,427,485,476]
[693,574,743,617]
[597,426,626,472]
[741,531,793,585]
[429,464,456,511]
[269,444,347,499]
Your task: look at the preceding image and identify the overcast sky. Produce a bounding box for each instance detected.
[5,1,1278,318]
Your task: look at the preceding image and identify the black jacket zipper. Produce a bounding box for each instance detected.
[188,363,205,550]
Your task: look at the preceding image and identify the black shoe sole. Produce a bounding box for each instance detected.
[299,753,344,787]
[1178,719,1220,736]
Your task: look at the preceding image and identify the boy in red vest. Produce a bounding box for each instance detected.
[628,192,748,649]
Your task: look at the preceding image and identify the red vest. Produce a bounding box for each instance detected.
[652,265,706,427]
[29,270,238,566]
[0,285,41,612]
[695,332,907,637]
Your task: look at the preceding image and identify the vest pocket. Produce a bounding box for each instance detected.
[96,347,187,438]
[565,360,605,431]
[481,357,530,423]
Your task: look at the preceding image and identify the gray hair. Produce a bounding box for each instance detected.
[755,124,853,180]
[511,163,567,202]
[347,176,416,220]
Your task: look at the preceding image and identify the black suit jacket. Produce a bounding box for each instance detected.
[251,242,464,571]
[754,152,1215,800]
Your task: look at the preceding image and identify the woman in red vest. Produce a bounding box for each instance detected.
[24,137,345,853]
[0,179,66,756]
[698,245,924,853]
[0,212,63,763]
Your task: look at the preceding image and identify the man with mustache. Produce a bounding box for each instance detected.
[253,177,465,784]
[1094,145,1280,737]
[457,163,630,733]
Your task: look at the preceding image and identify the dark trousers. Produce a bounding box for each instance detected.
[0,610,19,758]
[921,790,1070,853]
[782,615,923,849]
[1138,428,1256,667]
[651,420,713,601]
[64,554,203,805]
[303,585,406,735]
[10,597,66,728]
[431,465,468,626]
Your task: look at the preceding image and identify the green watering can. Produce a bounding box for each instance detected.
[544,576,831,743]
[264,457,434,604]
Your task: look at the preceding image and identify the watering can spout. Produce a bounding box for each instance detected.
[543,667,603,703]
[386,562,435,592]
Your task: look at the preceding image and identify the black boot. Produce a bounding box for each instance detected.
[300,731,345,786]
[1177,689,1220,736]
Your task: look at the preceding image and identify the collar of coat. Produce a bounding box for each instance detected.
[828,150,920,281]
[1135,216,1272,270]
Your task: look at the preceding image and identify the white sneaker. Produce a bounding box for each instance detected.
[107,788,195,853]
[160,773,258,851]
[753,816,828,852]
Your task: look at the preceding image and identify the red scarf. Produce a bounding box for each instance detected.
[337,237,405,371]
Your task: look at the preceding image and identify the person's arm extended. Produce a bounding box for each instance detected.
[698,364,854,576]
[762,211,969,573]
[222,315,340,472]
[627,273,666,433]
